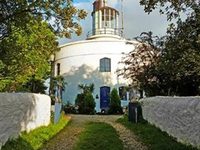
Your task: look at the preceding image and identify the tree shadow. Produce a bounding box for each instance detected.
[62,64,113,110]
[0,93,43,148]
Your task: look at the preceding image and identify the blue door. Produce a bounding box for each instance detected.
[100,86,110,109]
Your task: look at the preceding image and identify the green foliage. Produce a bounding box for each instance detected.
[84,93,96,114]
[22,75,47,93]
[2,113,70,150]
[120,6,200,96]
[75,84,96,114]
[108,88,122,114]
[0,19,58,92]
[117,116,197,150]
[139,0,199,20]
[0,0,87,40]
[63,102,77,114]
[78,83,94,93]
[127,1,200,96]
[144,7,200,96]
[74,122,123,150]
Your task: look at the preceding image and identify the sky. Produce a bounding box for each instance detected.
[59,0,170,45]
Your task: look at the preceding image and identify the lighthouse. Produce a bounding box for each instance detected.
[90,0,120,38]
[54,0,138,112]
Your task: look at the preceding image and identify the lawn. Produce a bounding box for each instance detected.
[117,116,198,150]
[2,112,70,150]
[73,122,123,150]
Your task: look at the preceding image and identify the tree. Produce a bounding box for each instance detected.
[0,0,87,40]
[139,0,199,20]
[108,88,122,114]
[118,32,161,96]
[52,75,66,102]
[120,7,200,96]
[22,75,47,93]
[0,19,58,92]
[75,83,96,114]
[155,7,200,96]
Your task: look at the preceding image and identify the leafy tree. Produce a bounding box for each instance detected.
[121,7,200,96]
[108,88,122,114]
[84,93,96,114]
[22,75,47,93]
[154,7,200,96]
[139,0,199,20]
[118,32,161,96]
[75,83,96,114]
[0,19,58,92]
[119,2,200,96]
[0,0,87,40]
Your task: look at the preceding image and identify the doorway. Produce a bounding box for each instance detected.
[100,86,110,111]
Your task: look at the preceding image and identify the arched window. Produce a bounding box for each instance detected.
[100,57,111,72]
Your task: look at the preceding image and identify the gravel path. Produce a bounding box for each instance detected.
[41,115,147,150]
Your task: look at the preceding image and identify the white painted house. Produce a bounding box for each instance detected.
[54,0,138,112]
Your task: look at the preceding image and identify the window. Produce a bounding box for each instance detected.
[119,86,127,100]
[100,57,111,72]
[57,63,60,76]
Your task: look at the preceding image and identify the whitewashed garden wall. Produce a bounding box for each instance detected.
[141,96,200,148]
[0,93,51,148]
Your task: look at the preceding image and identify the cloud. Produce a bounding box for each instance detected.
[59,0,169,45]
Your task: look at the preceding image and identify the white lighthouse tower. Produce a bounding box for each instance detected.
[90,0,120,38]
[54,0,138,112]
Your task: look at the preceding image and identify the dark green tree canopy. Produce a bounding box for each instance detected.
[0,0,87,39]
[108,88,122,114]
[140,0,199,20]
[0,19,58,91]
[75,83,96,114]
[120,6,200,96]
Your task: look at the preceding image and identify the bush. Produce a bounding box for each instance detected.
[63,102,77,114]
[75,84,96,114]
[108,88,123,114]
[84,93,96,114]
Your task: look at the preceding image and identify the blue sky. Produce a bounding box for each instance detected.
[59,0,171,45]
[73,0,91,2]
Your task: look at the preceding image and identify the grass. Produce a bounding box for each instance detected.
[2,112,70,150]
[117,116,198,150]
[73,122,123,150]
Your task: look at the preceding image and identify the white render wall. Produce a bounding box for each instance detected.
[56,37,137,111]
[141,96,200,148]
[0,93,51,148]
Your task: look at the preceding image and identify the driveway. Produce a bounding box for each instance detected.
[41,115,147,150]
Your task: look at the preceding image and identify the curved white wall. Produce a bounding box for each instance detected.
[0,93,51,148]
[56,37,137,111]
[141,96,200,148]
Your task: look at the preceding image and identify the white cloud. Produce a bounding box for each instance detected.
[59,0,169,45]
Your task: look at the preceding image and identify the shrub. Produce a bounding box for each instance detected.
[63,102,77,114]
[75,83,96,114]
[84,93,96,114]
[108,88,123,114]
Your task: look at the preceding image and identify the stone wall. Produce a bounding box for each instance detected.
[0,93,51,148]
[141,96,200,148]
